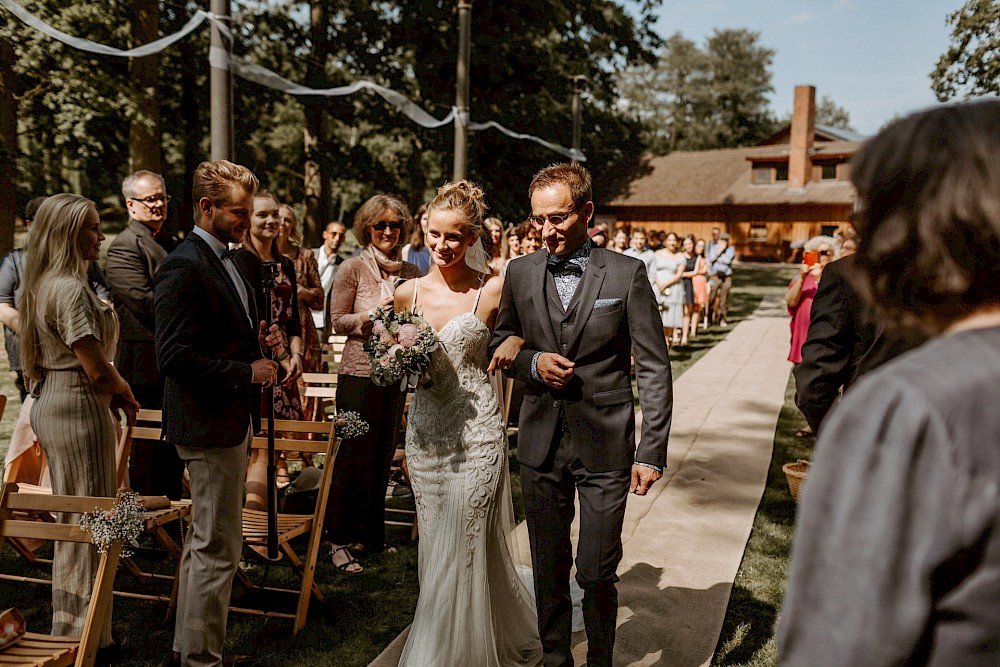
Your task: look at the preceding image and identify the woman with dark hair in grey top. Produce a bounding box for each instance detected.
[779,99,1000,665]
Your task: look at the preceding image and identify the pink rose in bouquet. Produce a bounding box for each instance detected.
[372,320,388,337]
[397,323,421,348]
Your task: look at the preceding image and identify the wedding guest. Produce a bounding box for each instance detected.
[786,235,837,364]
[235,192,306,505]
[778,99,1000,667]
[277,203,324,372]
[325,195,419,572]
[0,196,46,402]
[505,223,522,260]
[624,226,657,291]
[156,160,280,666]
[314,220,347,344]
[692,238,710,331]
[610,228,629,253]
[402,204,432,275]
[654,232,686,347]
[519,220,542,255]
[679,234,700,346]
[20,194,138,656]
[707,232,735,327]
[483,216,507,275]
[107,170,184,499]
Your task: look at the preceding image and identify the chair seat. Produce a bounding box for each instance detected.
[0,633,78,666]
[241,509,312,545]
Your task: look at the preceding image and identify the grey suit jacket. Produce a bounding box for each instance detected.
[491,247,672,472]
[107,219,168,342]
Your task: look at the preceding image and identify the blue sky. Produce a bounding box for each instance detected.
[637,0,962,135]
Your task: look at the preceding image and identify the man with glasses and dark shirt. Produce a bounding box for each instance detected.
[107,170,184,498]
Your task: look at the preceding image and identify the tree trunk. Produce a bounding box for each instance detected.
[128,0,162,174]
[178,40,198,235]
[0,36,17,256]
[303,0,331,246]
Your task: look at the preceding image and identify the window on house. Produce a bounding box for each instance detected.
[752,165,772,184]
[820,163,838,180]
[775,164,789,182]
[749,223,768,242]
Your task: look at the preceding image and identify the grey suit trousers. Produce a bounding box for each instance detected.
[173,431,249,667]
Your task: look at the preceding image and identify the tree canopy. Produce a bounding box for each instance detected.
[931,0,1000,100]
[616,29,778,154]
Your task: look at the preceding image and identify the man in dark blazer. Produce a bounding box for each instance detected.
[794,253,926,434]
[107,170,183,498]
[491,163,672,667]
[156,160,279,667]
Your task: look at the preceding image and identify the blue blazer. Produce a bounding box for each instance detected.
[155,233,262,449]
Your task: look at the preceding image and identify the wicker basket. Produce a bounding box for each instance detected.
[782,460,811,503]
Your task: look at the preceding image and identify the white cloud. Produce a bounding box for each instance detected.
[786,13,817,25]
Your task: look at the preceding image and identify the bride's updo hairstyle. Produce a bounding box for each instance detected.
[427,180,493,256]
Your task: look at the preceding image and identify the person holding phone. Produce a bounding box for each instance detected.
[324,195,419,572]
[786,235,838,435]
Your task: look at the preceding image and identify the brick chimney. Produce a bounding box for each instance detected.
[788,85,815,190]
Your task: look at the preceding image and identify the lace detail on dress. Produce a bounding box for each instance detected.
[400,306,541,666]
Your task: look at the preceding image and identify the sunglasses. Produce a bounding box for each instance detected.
[372,220,404,231]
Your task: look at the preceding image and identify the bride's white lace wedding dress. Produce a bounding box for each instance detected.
[399,280,542,667]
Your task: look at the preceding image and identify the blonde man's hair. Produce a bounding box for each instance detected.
[191,160,259,220]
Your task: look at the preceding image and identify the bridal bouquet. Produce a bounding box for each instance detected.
[364,306,441,391]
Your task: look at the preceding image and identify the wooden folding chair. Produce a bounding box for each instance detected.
[0,410,191,620]
[299,372,339,422]
[0,483,124,667]
[385,449,418,541]
[233,419,339,634]
[320,335,347,373]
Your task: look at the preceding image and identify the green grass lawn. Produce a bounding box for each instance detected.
[0,262,800,667]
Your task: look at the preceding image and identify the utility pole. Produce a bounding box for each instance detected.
[571,75,586,164]
[452,0,472,181]
[209,0,233,161]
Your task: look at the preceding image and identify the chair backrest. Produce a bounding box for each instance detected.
[249,419,334,456]
[114,409,163,489]
[0,482,124,667]
[320,335,347,372]
[300,372,339,401]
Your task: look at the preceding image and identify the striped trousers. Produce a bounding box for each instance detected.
[31,368,116,647]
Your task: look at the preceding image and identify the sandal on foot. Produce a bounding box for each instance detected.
[331,545,363,573]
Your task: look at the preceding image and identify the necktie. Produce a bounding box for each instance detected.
[222,247,239,261]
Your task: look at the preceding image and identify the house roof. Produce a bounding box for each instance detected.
[598,141,863,208]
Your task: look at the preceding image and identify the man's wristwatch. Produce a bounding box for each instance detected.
[635,461,663,474]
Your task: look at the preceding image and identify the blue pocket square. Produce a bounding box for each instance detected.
[594,298,622,308]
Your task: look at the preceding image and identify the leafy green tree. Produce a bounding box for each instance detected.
[813,95,854,131]
[931,0,1000,100]
[617,29,777,153]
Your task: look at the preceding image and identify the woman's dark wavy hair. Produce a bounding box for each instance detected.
[850,99,1000,332]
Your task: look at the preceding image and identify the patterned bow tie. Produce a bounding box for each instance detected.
[547,257,584,275]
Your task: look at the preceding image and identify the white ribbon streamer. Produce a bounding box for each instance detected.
[230,55,457,130]
[0,0,585,161]
[0,0,210,58]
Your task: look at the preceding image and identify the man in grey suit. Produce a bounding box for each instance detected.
[491,163,672,667]
[107,170,184,498]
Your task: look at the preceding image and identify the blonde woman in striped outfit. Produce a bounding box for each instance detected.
[19,193,139,652]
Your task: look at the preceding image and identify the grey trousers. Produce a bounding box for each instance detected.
[521,430,630,667]
[173,432,249,667]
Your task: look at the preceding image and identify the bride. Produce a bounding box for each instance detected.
[393,181,542,666]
